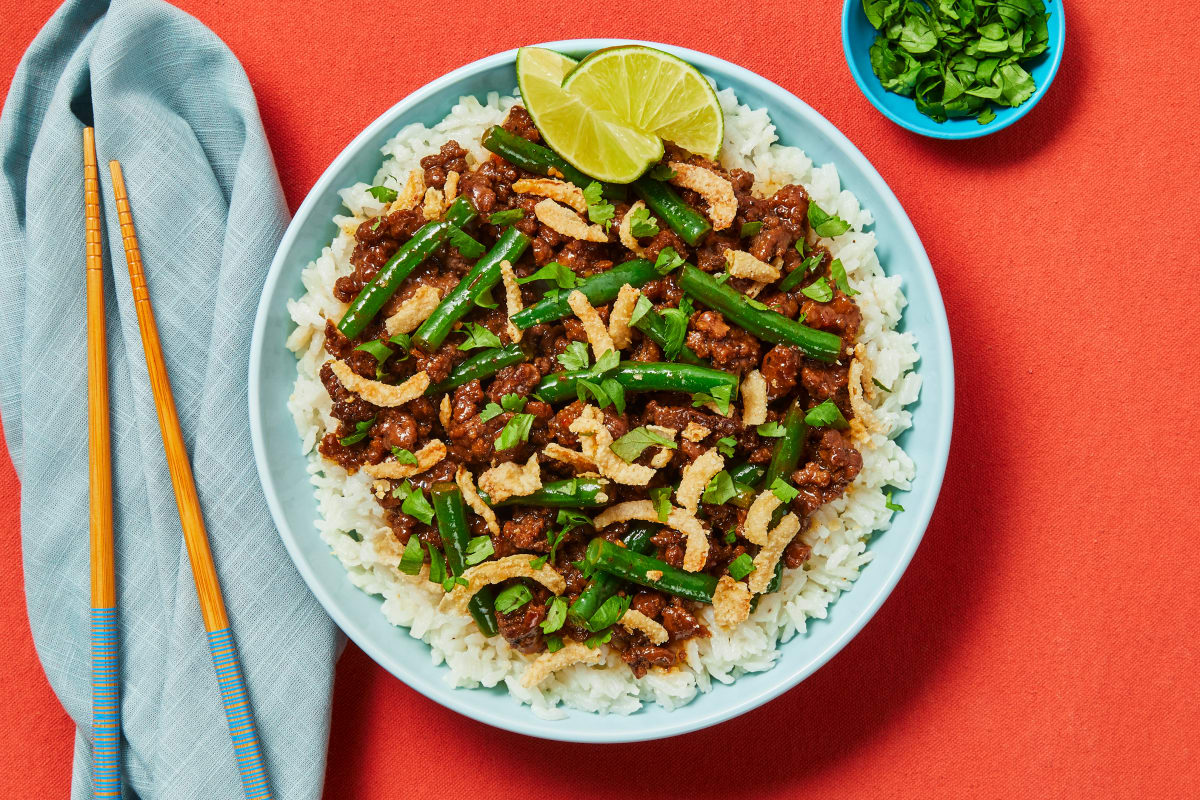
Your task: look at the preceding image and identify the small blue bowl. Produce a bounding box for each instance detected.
[250,38,954,742]
[842,0,1066,139]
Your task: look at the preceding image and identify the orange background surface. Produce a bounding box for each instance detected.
[2,1,1198,797]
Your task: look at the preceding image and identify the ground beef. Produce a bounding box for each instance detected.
[501,105,540,142]
[500,507,554,551]
[420,140,468,189]
[495,587,547,654]
[801,362,850,401]
[686,311,761,375]
[760,344,804,400]
[790,429,863,516]
[486,363,543,403]
[630,590,668,620]
[802,289,862,347]
[660,599,705,642]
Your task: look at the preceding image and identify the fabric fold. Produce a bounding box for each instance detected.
[0,1,341,797]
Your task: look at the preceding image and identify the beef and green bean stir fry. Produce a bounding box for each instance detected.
[316,105,866,679]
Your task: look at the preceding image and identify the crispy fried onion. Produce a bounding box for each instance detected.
[363,439,446,479]
[570,405,655,486]
[646,424,677,469]
[477,454,542,504]
[534,199,609,242]
[567,290,615,358]
[669,162,736,230]
[422,187,445,220]
[747,512,801,594]
[725,249,781,282]
[440,554,566,616]
[681,421,711,442]
[619,608,669,645]
[592,500,709,572]
[395,169,426,210]
[512,177,587,213]
[848,343,883,439]
[608,283,640,350]
[330,360,429,407]
[384,285,442,336]
[456,467,499,536]
[542,442,595,472]
[520,640,606,688]
[617,199,650,256]
[439,393,452,429]
[712,575,753,629]
[740,369,768,427]
[444,170,460,204]
[675,447,725,514]
[499,258,523,343]
[743,489,783,546]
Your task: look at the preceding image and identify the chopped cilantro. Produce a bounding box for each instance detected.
[397,536,423,575]
[649,486,673,523]
[629,206,660,238]
[488,208,524,226]
[885,491,905,513]
[493,584,532,614]
[500,394,527,412]
[610,426,677,463]
[518,261,578,289]
[801,276,834,303]
[770,478,799,504]
[558,340,591,371]
[807,201,852,238]
[338,416,375,446]
[653,246,685,275]
[540,596,568,633]
[691,383,733,416]
[587,594,631,632]
[804,399,849,429]
[464,536,494,566]
[702,471,738,506]
[495,413,535,450]
[457,322,502,350]
[756,421,786,438]
[390,447,418,466]
[717,436,737,457]
[583,181,615,228]
[830,258,860,296]
[728,553,756,580]
[446,225,485,258]
[367,185,398,203]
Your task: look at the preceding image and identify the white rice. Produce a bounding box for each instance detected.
[286,88,921,717]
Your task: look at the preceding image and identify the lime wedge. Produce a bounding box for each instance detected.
[561,45,723,160]
[516,47,664,184]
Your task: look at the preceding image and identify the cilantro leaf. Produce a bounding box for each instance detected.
[495,413,535,450]
[801,276,834,303]
[458,322,502,350]
[540,596,568,633]
[629,294,654,328]
[804,399,849,429]
[493,584,533,614]
[558,340,591,372]
[702,470,738,506]
[464,536,494,566]
[391,446,418,466]
[586,594,631,632]
[590,349,620,376]
[717,436,737,457]
[830,258,860,296]
[770,478,799,504]
[401,485,435,524]
[872,377,893,393]
[488,208,524,225]
[518,261,578,289]
[367,185,398,203]
[649,486,673,523]
[479,402,505,422]
[500,394,527,412]
[474,287,499,309]
[338,416,375,446]
[807,201,852,238]
[728,553,756,580]
[397,536,424,575]
[691,383,733,416]
[653,246,685,275]
[446,225,486,259]
[426,545,447,585]
[885,491,905,513]
[756,421,786,438]
[629,206,660,238]
[583,181,615,228]
[545,635,565,652]
[610,426,677,463]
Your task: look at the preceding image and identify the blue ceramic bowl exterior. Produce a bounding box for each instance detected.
[842,0,1066,139]
[248,39,954,742]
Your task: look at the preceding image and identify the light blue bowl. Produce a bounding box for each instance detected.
[248,39,954,743]
[842,0,1066,139]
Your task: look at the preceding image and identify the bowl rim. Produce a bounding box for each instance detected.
[840,0,1067,140]
[249,37,955,742]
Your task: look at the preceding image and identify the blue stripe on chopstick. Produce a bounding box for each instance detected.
[206,628,274,800]
[91,606,122,798]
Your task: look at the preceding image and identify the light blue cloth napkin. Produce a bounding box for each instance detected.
[0,1,342,797]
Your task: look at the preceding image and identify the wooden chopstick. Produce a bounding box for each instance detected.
[108,160,274,800]
[85,127,122,800]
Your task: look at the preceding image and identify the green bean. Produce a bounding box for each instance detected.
[633,177,712,246]
[426,344,526,395]
[585,538,718,604]
[481,125,626,201]
[631,308,703,365]
[678,265,842,362]
[760,399,808,492]
[511,259,658,329]
[534,361,738,405]
[479,477,609,508]
[431,482,498,636]
[568,524,658,623]
[338,196,476,339]
[728,462,766,486]
[412,226,531,352]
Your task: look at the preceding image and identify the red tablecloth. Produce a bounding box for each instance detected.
[3,2,1198,796]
